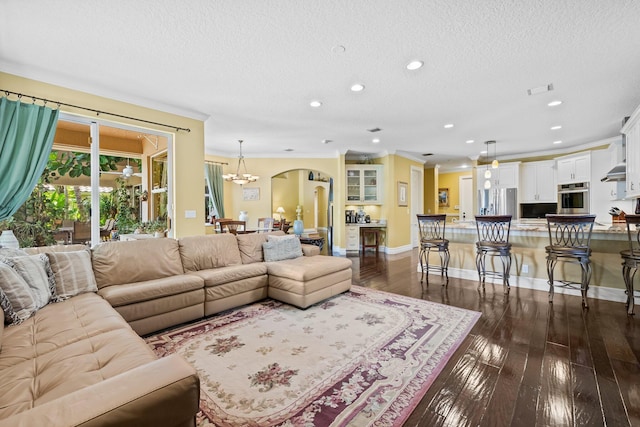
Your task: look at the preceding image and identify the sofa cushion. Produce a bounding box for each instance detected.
[236,231,286,264]
[92,239,185,288]
[0,263,37,324]
[97,275,204,308]
[0,293,132,369]
[46,250,98,301]
[266,255,353,281]
[0,254,54,310]
[262,235,303,262]
[178,234,242,272]
[0,328,157,419]
[189,262,268,287]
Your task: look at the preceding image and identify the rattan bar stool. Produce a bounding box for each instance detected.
[417,214,450,285]
[545,214,596,308]
[475,215,512,293]
[621,214,640,315]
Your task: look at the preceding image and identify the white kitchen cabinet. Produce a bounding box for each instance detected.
[476,162,520,190]
[346,225,360,251]
[556,153,591,184]
[520,160,557,203]
[345,165,383,205]
[623,107,640,198]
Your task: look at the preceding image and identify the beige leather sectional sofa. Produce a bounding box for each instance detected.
[0,232,351,426]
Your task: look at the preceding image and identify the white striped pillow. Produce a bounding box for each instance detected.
[46,250,98,301]
[0,254,54,310]
[0,263,37,324]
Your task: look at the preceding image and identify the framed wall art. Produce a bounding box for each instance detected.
[397,181,408,207]
[438,188,449,207]
[242,187,260,201]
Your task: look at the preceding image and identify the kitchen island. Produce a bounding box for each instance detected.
[435,220,631,304]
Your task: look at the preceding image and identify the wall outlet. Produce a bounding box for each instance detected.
[522,264,529,273]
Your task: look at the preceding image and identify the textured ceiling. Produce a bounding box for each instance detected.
[2,0,640,171]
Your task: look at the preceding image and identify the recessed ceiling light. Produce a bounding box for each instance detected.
[480,150,488,154]
[284,148,294,151]
[444,123,454,129]
[350,83,365,92]
[461,164,468,168]
[550,125,562,130]
[406,60,424,70]
[466,139,474,144]
[548,100,563,107]
[309,100,322,108]
[331,45,346,54]
[553,140,562,144]
[321,139,332,144]
[372,138,380,143]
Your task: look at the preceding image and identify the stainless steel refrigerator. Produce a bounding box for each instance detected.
[478,188,518,218]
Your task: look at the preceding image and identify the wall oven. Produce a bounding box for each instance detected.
[557,182,590,214]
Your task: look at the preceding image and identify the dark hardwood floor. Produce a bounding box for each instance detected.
[348,249,640,427]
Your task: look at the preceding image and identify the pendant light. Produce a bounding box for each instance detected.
[222,140,259,185]
[489,140,499,169]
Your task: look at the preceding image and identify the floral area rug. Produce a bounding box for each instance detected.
[145,286,480,426]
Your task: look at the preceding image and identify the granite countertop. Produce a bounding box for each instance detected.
[447,219,630,239]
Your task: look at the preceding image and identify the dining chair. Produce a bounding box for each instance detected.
[416,214,449,286]
[475,215,512,293]
[545,214,596,308]
[220,220,246,235]
[213,218,232,233]
[621,214,640,315]
[257,217,274,233]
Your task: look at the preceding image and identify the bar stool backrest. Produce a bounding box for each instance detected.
[546,214,596,249]
[475,215,512,244]
[625,214,640,255]
[417,214,447,241]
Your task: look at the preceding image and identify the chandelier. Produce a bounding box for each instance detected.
[222,140,259,185]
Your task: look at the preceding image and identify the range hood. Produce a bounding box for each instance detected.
[600,162,626,182]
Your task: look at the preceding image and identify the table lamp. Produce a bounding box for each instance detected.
[276,207,285,221]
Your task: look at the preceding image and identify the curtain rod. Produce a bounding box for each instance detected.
[1,89,191,133]
[205,160,229,165]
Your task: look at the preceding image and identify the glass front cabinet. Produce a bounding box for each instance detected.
[345,165,383,205]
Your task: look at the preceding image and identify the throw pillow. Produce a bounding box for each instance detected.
[262,235,303,262]
[0,262,39,324]
[0,254,55,310]
[47,250,98,301]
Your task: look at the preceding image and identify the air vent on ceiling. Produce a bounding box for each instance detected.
[527,84,554,96]
[422,153,433,157]
[367,127,382,133]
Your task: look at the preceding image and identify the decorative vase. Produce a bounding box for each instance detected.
[308,171,314,181]
[293,220,304,236]
[154,231,164,238]
[239,211,249,223]
[0,230,20,249]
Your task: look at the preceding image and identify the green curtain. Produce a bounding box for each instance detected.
[205,163,225,218]
[0,98,59,220]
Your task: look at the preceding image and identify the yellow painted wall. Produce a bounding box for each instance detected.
[424,167,436,214]
[437,171,472,218]
[3,72,205,238]
[380,154,423,250]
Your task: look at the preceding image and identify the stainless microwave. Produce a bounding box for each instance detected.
[557,182,590,214]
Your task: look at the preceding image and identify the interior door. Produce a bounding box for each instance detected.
[459,175,473,221]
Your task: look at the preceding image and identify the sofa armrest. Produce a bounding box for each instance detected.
[301,244,320,256]
[0,355,200,427]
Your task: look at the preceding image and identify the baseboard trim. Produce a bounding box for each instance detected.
[417,265,629,304]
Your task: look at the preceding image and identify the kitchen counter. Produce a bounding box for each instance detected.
[438,219,632,299]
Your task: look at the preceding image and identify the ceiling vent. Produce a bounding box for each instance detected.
[367,127,382,133]
[527,84,554,96]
